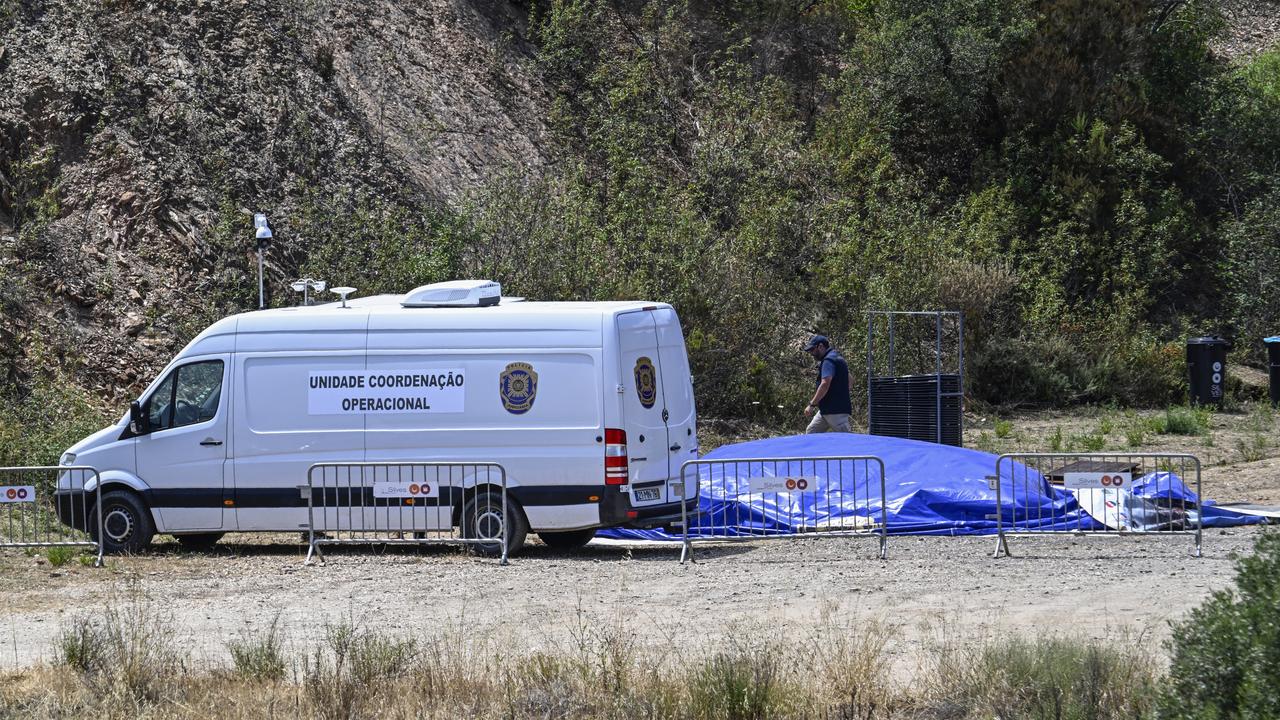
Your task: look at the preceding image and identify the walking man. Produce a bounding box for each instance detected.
[802,335,852,433]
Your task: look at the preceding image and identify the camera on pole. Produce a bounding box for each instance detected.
[254,213,273,310]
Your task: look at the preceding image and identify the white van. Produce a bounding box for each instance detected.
[57,280,698,554]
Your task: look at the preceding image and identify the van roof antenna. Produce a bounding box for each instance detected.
[331,286,357,309]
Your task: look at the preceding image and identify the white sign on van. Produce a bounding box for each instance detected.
[372,482,439,498]
[748,476,817,494]
[308,370,465,415]
[1063,472,1132,489]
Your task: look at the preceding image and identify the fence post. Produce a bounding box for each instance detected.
[679,461,695,564]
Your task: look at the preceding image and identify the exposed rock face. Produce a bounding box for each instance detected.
[328,0,551,196]
[1214,0,1280,60]
[0,0,550,401]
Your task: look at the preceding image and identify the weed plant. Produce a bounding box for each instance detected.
[227,615,287,681]
[994,419,1013,439]
[1125,423,1147,448]
[1049,426,1064,452]
[1152,406,1212,436]
[44,546,76,567]
[55,588,183,705]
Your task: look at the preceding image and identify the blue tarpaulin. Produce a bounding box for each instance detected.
[599,433,1263,540]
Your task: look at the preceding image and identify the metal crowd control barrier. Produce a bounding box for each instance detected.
[305,462,511,565]
[677,456,888,563]
[993,453,1203,558]
[0,466,104,567]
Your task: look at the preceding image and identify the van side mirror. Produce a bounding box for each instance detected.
[129,401,148,435]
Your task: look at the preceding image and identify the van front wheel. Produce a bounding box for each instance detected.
[461,491,527,557]
[92,490,155,554]
[538,528,596,551]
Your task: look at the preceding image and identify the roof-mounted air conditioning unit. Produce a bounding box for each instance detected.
[401,280,502,308]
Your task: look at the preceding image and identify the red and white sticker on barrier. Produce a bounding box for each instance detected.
[372,482,438,499]
[748,476,816,494]
[0,486,36,503]
[1063,472,1132,490]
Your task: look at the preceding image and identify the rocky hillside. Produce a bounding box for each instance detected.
[0,0,549,402]
[2,0,1279,452]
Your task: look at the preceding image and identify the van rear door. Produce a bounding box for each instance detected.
[615,310,670,507]
[653,307,697,497]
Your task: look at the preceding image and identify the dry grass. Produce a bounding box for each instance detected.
[966,402,1280,470]
[0,595,1165,720]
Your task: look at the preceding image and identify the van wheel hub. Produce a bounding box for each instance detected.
[474,510,504,540]
[103,507,134,542]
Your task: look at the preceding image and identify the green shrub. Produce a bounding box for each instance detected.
[1235,434,1268,464]
[228,616,287,681]
[1159,406,1211,436]
[994,419,1013,438]
[1125,423,1146,448]
[1070,431,1106,452]
[974,431,997,454]
[968,334,1183,408]
[1162,531,1280,719]
[0,376,110,467]
[45,546,77,567]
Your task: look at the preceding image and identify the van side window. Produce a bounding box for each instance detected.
[145,360,224,431]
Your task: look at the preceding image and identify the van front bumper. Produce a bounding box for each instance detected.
[53,490,91,531]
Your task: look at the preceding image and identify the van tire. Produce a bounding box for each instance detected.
[92,490,155,554]
[462,491,527,557]
[175,532,224,551]
[537,528,596,551]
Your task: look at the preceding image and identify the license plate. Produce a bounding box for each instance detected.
[633,487,662,502]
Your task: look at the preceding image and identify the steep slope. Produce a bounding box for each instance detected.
[0,0,549,402]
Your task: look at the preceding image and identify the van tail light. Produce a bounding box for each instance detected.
[605,428,629,485]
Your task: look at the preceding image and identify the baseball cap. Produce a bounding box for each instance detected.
[803,335,829,351]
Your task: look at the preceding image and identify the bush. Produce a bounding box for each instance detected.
[228,616,287,681]
[689,638,791,720]
[1222,187,1280,363]
[0,375,110,467]
[994,419,1013,438]
[45,546,77,567]
[56,595,184,704]
[920,631,1159,719]
[304,620,419,719]
[1154,405,1211,436]
[1162,531,1280,719]
[969,332,1183,408]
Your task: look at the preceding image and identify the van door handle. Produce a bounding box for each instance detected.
[200,439,223,447]
[669,443,682,452]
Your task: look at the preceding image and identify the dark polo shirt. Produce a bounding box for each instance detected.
[816,348,852,415]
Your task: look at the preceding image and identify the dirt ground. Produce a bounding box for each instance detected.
[0,406,1276,675]
[0,530,1261,679]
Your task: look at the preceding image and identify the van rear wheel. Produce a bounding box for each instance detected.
[538,528,596,551]
[461,491,526,557]
[91,490,155,554]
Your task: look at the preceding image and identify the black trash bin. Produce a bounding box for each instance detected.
[1186,336,1229,406]
[1266,336,1280,407]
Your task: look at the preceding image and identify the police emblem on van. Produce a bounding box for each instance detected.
[500,362,538,414]
[634,357,657,409]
